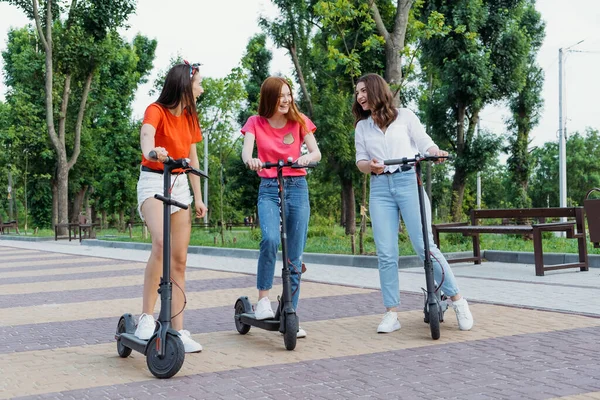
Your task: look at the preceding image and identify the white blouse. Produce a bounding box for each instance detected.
[354,108,435,173]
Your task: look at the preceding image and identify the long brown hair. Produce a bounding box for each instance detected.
[258,76,308,133]
[352,73,398,129]
[156,63,200,131]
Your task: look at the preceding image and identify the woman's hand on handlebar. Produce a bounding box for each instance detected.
[426,147,448,164]
[245,158,263,171]
[194,199,208,219]
[147,147,168,162]
[295,154,313,167]
[370,158,385,175]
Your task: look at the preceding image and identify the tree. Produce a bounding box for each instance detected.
[420,0,530,220]
[260,0,315,117]
[368,0,415,99]
[3,0,137,233]
[505,0,545,208]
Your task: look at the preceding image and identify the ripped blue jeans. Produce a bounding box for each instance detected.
[256,176,310,310]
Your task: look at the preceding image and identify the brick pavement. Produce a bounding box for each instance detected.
[1,243,600,399]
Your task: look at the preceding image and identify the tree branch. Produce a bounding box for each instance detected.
[368,0,390,42]
[68,71,93,170]
[31,0,48,50]
[58,74,72,146]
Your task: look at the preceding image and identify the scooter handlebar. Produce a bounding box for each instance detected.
[262,160,319,169]
[147,150,209,179]
[384,153,453,166]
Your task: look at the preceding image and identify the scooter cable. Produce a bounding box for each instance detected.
[170,277,187,320]
[430,251,446,293]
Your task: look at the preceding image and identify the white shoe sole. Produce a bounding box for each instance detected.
[377,321,401,333]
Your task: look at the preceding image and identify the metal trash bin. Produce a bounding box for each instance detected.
[584,188,600,248]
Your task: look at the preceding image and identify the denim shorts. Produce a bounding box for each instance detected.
[136,169,192,221]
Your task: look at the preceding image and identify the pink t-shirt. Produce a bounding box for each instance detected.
[241,114,316,178]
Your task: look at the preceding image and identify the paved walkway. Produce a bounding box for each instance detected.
[1,239,600,399]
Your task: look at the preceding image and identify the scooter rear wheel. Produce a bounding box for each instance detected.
[283,313,298,351]
[234,299,251,334]
[146,334,185,379]
[116,318,132,358]
[428,302,441,340]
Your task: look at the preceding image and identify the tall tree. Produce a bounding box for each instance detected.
[420,0,530,220]
[3,0,137,232]
[505,0,545,208]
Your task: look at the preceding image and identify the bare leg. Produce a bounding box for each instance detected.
[169,208,192,331]
[140,199,165,316]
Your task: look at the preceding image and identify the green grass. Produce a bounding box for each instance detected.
[23,225,600,256]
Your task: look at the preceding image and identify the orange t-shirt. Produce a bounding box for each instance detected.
[141,103,202,171]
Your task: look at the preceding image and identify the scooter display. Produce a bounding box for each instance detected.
[383,153,451,340]
[234,158,317,351]
[115,151,208,378]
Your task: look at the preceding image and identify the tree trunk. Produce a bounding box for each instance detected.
[342,178,355,236]
[289,45,314,118]
[52,180,58,227]
[119,210,125,231]
[340,189,347,227]
[370,0,414,103]
[359,174,367,254]
[70,185,88,222]
[450,104,467,221]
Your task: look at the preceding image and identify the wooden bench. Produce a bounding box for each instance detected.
[54,223,80,241]
[432,207,588,276]
[0,219,19,235]
[54,215,99,242]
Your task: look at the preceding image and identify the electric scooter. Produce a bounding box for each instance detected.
[383,153,452,340]
[115,151,208,378]
[234,158,317,351]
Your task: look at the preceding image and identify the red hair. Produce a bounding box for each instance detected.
[258,77,308,133]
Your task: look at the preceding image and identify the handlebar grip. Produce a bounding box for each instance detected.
[292,162,319,168]
[154,194,189,210]
[384,158,407,166]
[148,150,157,161]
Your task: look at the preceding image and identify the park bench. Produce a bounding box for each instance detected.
[0,218,19,235]
[432,207,588,276]
[54,214,99,242]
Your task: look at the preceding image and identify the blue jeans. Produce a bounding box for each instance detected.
[369,170,460,309]
[257,176,310,310]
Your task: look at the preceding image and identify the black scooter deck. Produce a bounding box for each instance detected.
[238,313,281,331]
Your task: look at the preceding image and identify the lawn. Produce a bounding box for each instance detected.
[24,224,600,257]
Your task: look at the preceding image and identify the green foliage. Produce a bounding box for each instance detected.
[530,130,600,207]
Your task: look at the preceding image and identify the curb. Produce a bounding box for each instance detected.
[79,239,475,269]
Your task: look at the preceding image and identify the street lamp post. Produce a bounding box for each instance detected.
[558,40,584,212]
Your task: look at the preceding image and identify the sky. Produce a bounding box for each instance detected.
[1,0,599,150]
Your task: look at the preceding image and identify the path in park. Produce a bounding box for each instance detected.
[1,239,600,399]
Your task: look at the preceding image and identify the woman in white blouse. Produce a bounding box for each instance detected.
[353,73,473,334]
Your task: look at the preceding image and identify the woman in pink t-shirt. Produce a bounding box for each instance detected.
[241,76,321,339]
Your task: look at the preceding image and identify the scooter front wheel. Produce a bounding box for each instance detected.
[428,302,441,340]
[146,334,185,379]
[283,313,298,351]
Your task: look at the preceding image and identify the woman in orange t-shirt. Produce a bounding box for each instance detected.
[134,62,207,353]
[241,76,321,339]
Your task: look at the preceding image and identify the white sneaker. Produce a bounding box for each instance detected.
[452,298,474,331]
[297,327,307,338]
[134,313,155,340]
[377,311,401,333]
[178,329,202,353]
[280,326,307,338]
[254,297,275,320]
